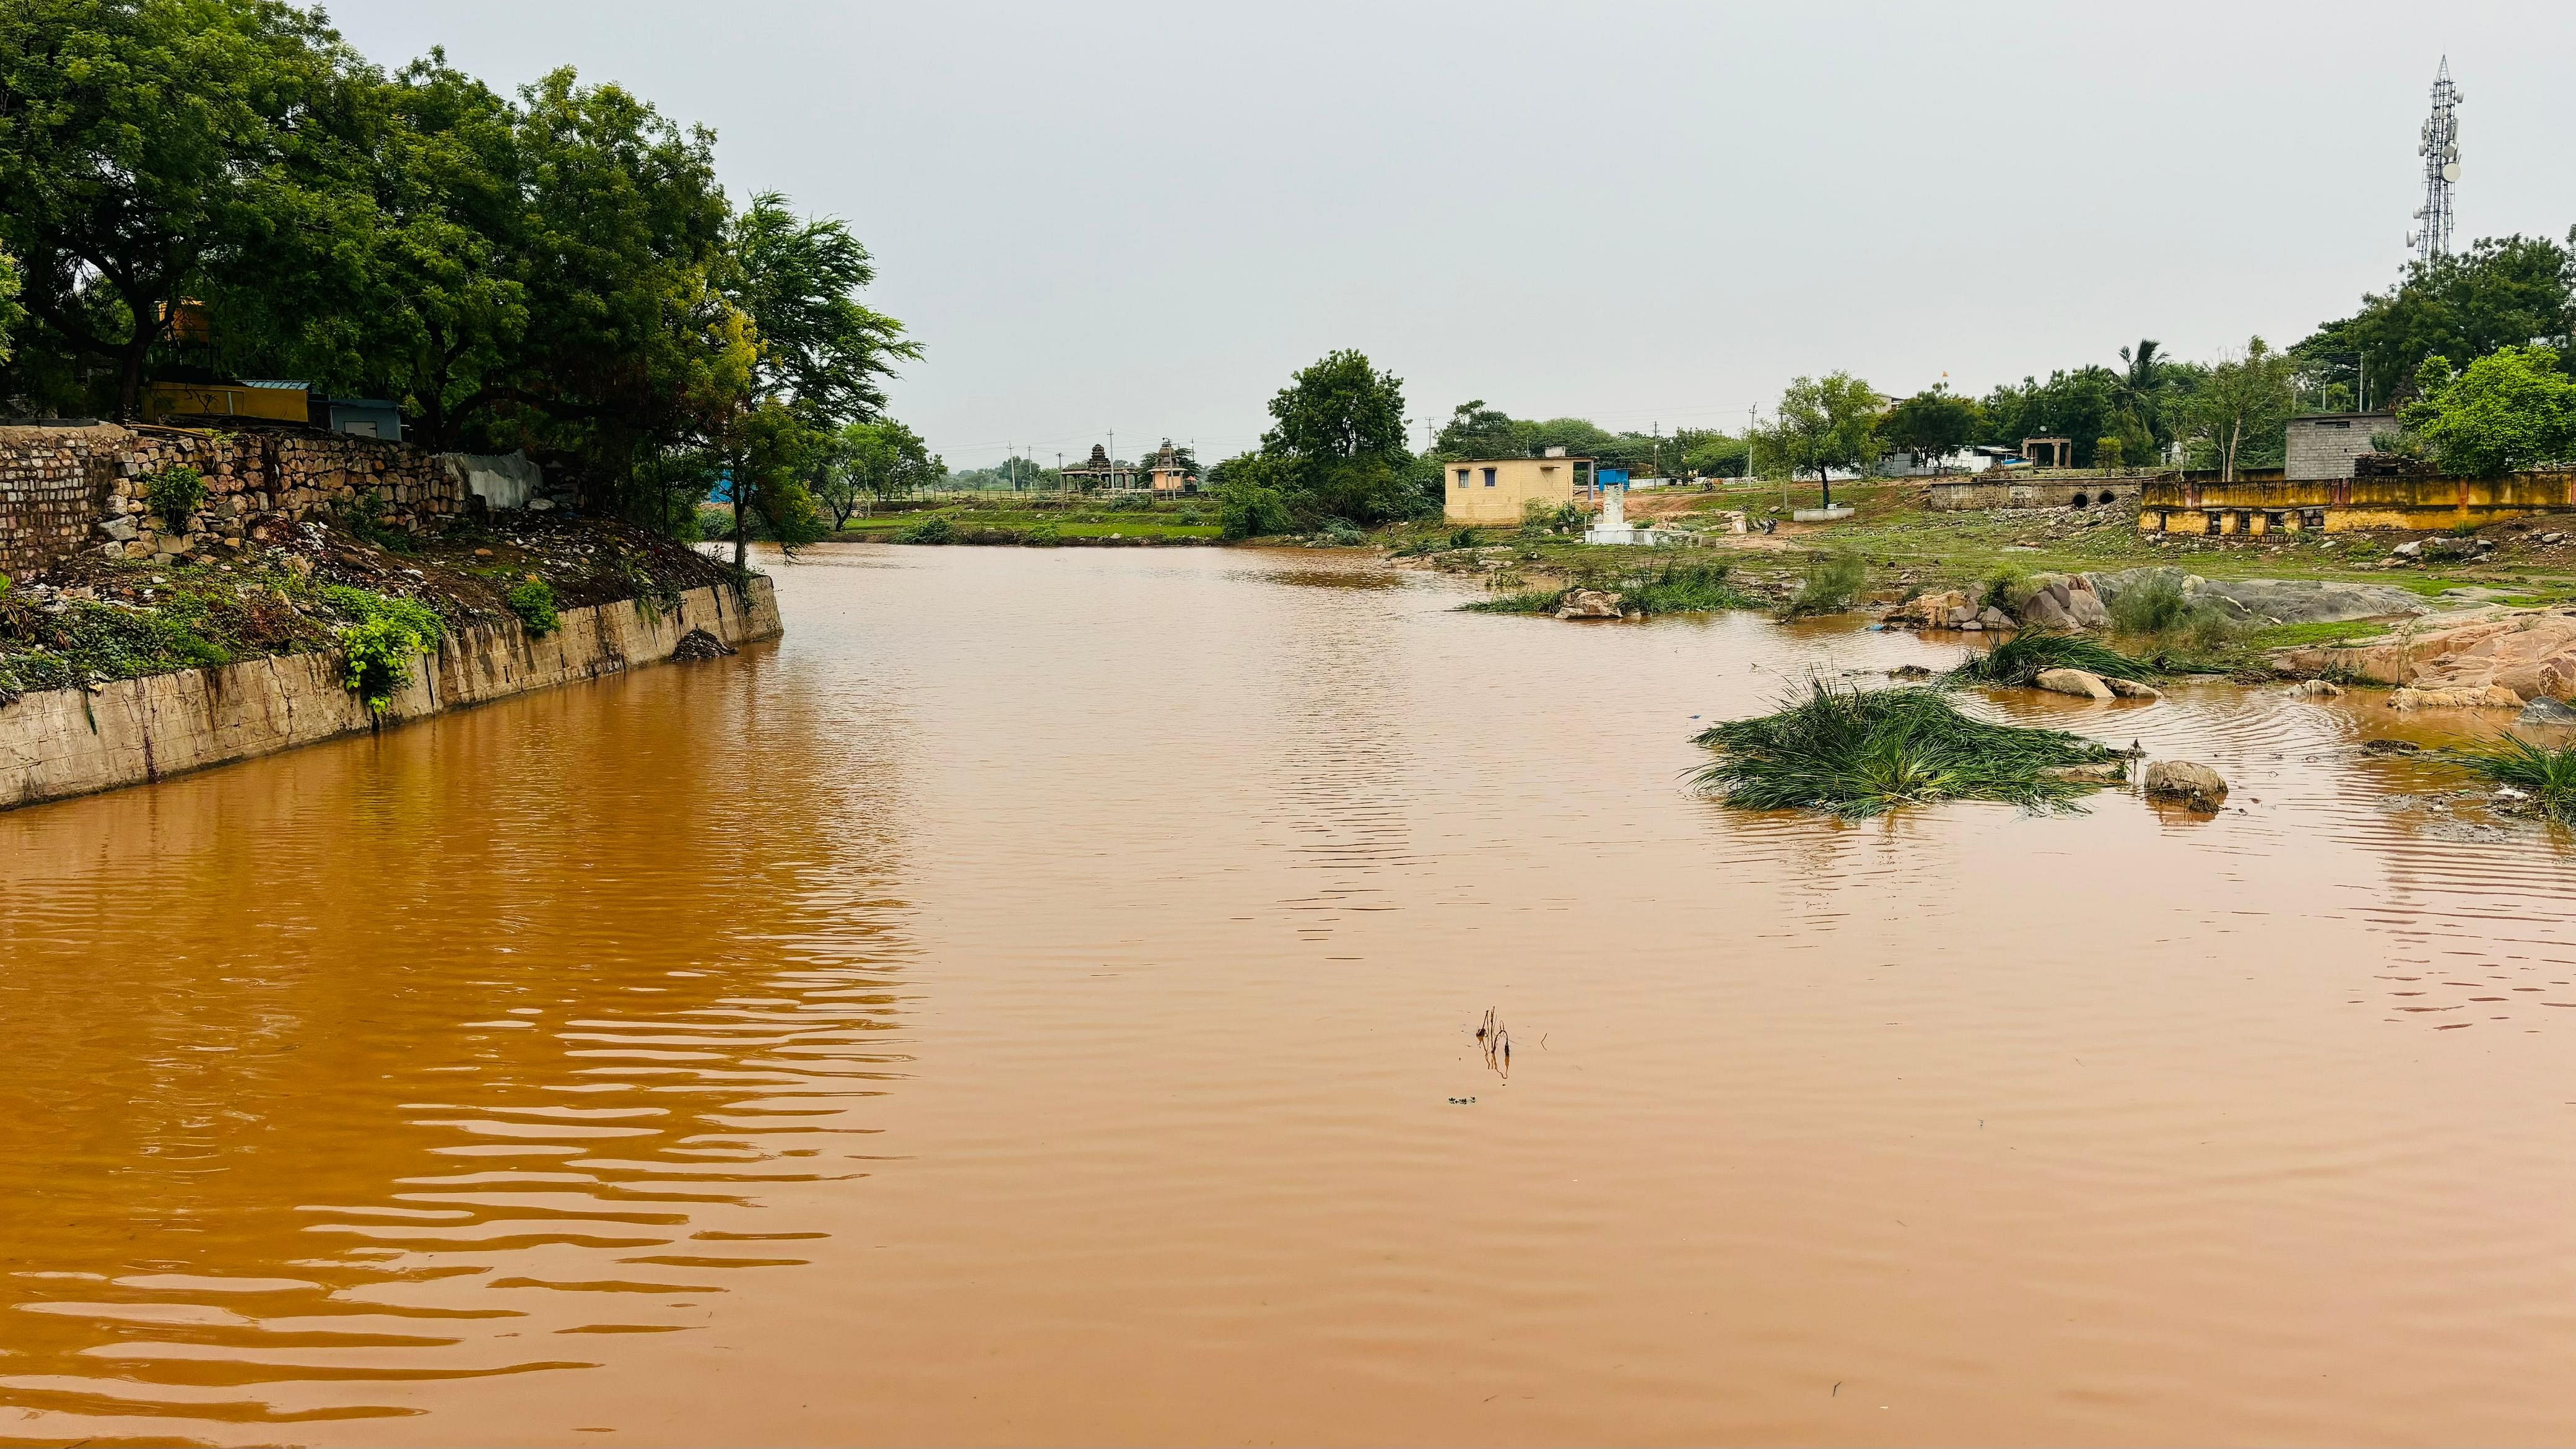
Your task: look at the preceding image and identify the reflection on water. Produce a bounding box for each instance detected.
[4,544,2576,1444]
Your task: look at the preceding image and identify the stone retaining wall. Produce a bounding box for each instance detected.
[0,577,780,812]
[0,427,121,579]
[0,423,472,578]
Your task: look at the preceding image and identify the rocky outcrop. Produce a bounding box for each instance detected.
[2143,760,2229,810]
[0,577,781,812]
[1554,588,1624,619]
[2276,609,2576,703]
[2083,568,2427,626]
[2014,574,2110,631]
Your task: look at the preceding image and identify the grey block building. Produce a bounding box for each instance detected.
[2286,412,2395,481]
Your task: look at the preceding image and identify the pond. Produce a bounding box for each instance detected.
[2,544,2573,1443]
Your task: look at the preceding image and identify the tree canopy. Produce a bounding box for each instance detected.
[2297,233,2576,409]
[2400,346,2576,477]
[1214,349,1429,534]
[1881,386,1981,469]
[0,0,923,544]
[1752,373,1881,505]
[2182,337,2297,480]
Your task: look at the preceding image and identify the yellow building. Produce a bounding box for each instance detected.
[2138,469,2576,535]
[1442,454,1586,526]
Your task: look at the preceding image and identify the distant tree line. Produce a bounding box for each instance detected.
[0,0,929,560]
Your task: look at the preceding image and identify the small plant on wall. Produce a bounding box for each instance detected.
[145,464,206,533]
[322,586,443,713]
[505,578,559,636]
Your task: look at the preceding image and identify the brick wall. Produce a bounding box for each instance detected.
[0,423,474,578]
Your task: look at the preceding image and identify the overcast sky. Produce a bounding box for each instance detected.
[324,1,2576,469]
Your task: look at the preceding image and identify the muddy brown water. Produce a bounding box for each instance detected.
[4,546,2575,1446]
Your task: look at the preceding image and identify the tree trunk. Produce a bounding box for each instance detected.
[1818,466,1832,510]
[117,334,151,422]
[730,447,747,572]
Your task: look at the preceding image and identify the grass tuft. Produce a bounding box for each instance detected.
[1690,680,2122,818]
[1774,548,1867,620]
[2446,736,2576,822]
[1944,632,2153,687]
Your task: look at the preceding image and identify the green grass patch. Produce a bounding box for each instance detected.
[2445,737,2576,823]
[1459,588,1566,615]
[1625,561,1760,615]
[1691,681,2122,819]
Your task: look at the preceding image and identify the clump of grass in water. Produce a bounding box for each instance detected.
[1691,681,2121,818]
[2446,737,2576,823]
[1458,588,1566,614]
[1625,560,1758,614]
[1774,548,1866,621]
[1944,631,2153,687]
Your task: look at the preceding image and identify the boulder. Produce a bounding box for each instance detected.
[670,627,738,662]
[2065,588,2110,629]
[1555,589,1624,620]
[2143,760,2229,810]
[2019,590,2075,629]
[2392,540,2424,557]
[1977,605,2011,629]
[2289,679,2343,698]
[2518,695,2576,726]
[2035,667,2115,700]
[2100,676,2163,700]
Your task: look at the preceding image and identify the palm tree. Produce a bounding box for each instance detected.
[2113,339,2170,459]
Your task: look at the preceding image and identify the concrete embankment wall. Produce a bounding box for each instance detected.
[0,577,780,812]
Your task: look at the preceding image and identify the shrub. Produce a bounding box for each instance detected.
[1692,681,2121,818]
[1024,523,1061,546]
[322,586,444,712]
[895,515,956,544]
[1775,548,1866,620]
[2107,571,2239,652]
[1217,479,1294,540]
[506,579,560,635]
[145,464,206,533]
[1318,517,1365,546]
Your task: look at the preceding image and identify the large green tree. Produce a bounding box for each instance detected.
[709,192,920,564]
[1752,372,1881,506]
[0,0,368,417]
[2297,233,2576,408]
[1881,386,1980,472]
[818,417,940,526]
[2400,346,2576,477]
[2183,337,2297,480]
[1239,349,1426,528]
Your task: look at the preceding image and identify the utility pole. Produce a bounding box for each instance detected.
[1109,428,1116,490]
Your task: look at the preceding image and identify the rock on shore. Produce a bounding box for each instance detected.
[2276,609,2576,704]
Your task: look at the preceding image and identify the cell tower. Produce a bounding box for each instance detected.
[2408,57,2461,265]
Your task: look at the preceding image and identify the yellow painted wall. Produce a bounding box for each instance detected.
[2138,471,2576,533]
[1443,457,1578,525]
[141,383,308,424]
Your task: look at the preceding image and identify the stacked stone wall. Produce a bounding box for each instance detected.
[0,427,121,580]
[0,423,473,578]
